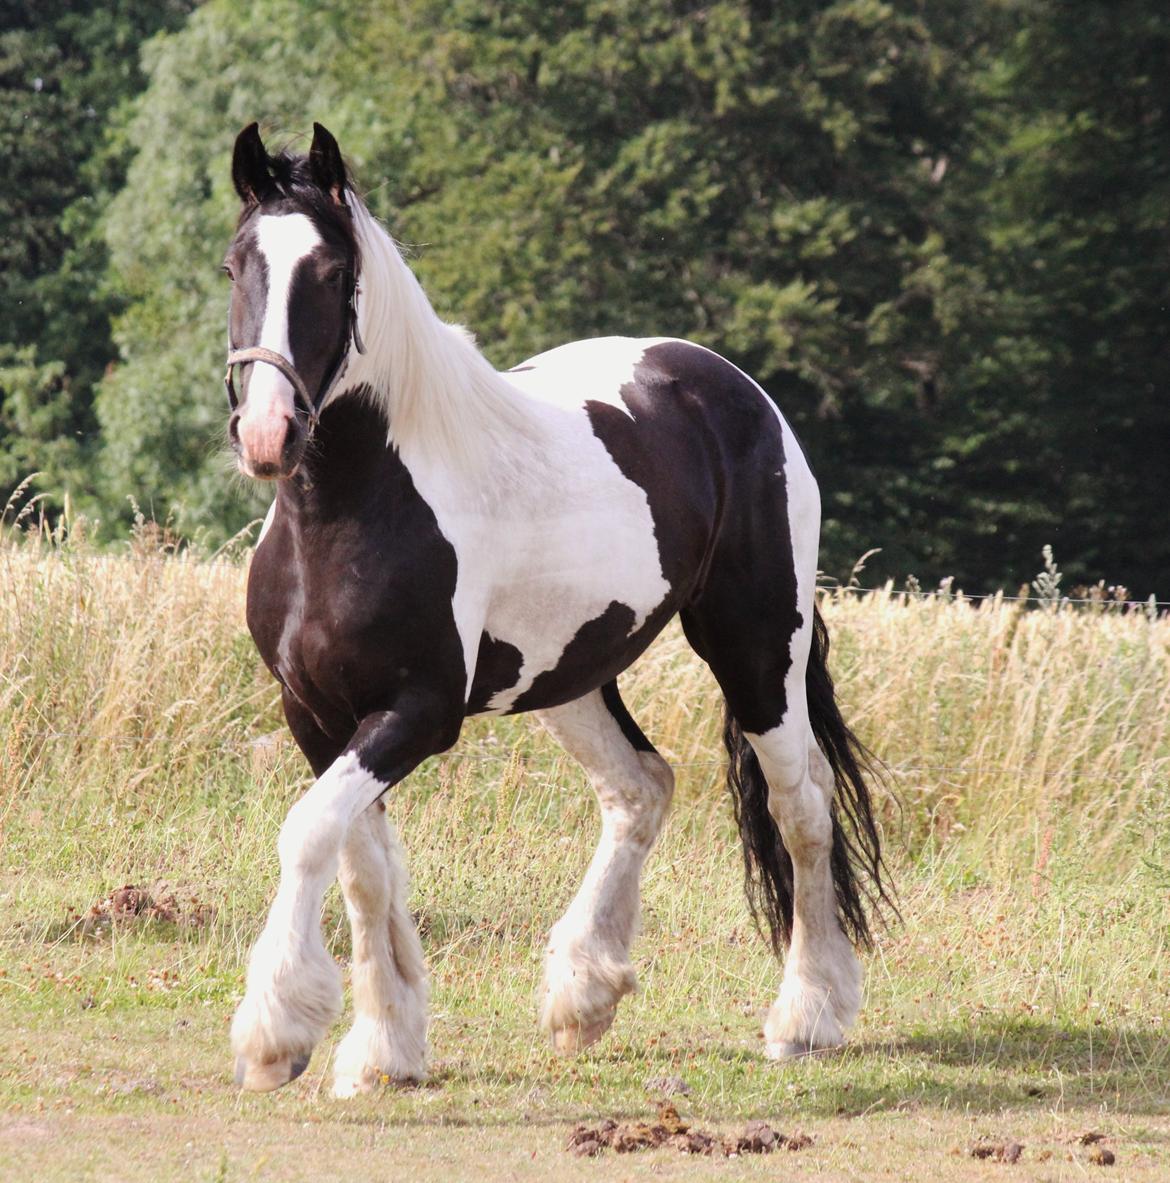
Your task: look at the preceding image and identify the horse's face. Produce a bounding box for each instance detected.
[224,123,359,480]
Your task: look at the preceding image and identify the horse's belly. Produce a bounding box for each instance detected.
[467,582,678,716]
[467,508,675,714]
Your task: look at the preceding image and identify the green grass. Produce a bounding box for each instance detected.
[2,538,1169,1179]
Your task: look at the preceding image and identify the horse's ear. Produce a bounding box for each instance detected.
[232,122,272,205]
[309,122,349,206]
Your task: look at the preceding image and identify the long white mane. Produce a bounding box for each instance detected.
[336,196,537,481]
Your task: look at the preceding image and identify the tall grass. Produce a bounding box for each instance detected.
[3,531,1168,894]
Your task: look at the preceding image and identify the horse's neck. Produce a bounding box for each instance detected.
[341,204,540,492]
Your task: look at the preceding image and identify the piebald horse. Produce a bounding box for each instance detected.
[224,123,891,1096]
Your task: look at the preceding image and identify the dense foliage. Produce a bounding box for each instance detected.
[2,0,1166,593]
[0,0,195,508]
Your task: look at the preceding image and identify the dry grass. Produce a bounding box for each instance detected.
[2,533,1169,1180]
[6,532,1168,868]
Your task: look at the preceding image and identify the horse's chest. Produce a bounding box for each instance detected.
[248,521,464,721]
[248,568,350,702]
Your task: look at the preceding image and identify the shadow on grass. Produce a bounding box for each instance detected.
[6,1007,1169,1131]
[309,1018,1170,1127]
[512,1017,1170,1121]
[844,1017,1170,1115]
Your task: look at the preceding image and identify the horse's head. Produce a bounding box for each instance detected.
[223,122,363,480]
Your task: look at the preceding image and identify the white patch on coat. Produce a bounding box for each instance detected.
[507,335,674,415]
[255,215,322,352]
[251,213,323,407]
[401,337,676,709]
[234,215,324,471]
[256,498,277,545]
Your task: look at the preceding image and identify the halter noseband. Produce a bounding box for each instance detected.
[223,274,365,433]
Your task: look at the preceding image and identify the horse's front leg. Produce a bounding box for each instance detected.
[231,702,457,1092]
[330,800,429,1097]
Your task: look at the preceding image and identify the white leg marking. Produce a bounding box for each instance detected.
[231,752,383,1091]
[745,429,862,1058]
[747,726,862,1057]
[537,693,673,1052]
[332,802,429,1097]
[766,389,862,1055]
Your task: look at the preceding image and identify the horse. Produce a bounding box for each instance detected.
[222,121,892,1097]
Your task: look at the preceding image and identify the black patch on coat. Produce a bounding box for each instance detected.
[600,680,655,753]
[247,392,467,764]
[592,340,804,737]
[466,632,525,714]
[582,394,713,598]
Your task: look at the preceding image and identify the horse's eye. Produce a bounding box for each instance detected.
[222,264,235,282]
[324,269,344,288]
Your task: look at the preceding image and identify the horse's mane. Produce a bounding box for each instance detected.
[337,193,539,487]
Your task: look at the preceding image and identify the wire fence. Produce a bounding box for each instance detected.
[818,582,1170,613]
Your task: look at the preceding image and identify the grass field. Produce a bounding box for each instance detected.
[2,532,1169,1180]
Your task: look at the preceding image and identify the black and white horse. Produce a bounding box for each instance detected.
[223,123,890,1096]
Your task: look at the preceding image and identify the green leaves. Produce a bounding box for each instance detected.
[0,0,195,511]
[3,0,1165,593]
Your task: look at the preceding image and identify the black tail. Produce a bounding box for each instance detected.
[724,602,895,954]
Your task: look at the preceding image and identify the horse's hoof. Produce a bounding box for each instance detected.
[235,1052,310,1091]
[550,1010,615,1055]
[765,1039,813,1061]
[765,1039,841,1061]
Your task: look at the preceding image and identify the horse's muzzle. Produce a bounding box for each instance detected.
[231,406,305,480]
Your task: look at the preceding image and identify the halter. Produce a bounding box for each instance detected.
[223,272,365,433]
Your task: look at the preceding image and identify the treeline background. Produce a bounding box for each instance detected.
[2,0,1167,594]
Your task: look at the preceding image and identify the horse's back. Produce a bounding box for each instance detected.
[505,334,817,572]
[508,336,809,485]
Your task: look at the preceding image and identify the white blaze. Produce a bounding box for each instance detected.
[236,214,323,468]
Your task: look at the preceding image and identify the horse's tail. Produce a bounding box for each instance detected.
[723,601,894,954]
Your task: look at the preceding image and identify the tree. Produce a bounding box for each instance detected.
[0,0,194,510]
[96,0,994,566]
[92,0,369,535]
[973,0,1170,594]
[87,0,1170,593]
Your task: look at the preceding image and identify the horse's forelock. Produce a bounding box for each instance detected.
[235,149,359,270]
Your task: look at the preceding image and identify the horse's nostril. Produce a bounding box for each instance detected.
[282,416,303,457]
[228,413,241,446]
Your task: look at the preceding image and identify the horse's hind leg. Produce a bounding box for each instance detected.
[746,716,863,1056]
[680,440,868,1057]
[331,799,429,1097]
[688,611,864,1057]
[537,682,674,1052]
